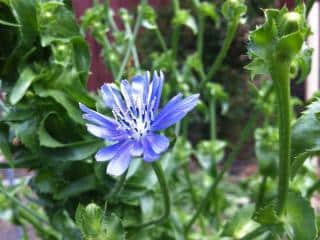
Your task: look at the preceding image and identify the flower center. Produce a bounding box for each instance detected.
[112,98,156,139]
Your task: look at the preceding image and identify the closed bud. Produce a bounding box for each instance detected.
[279,12,303,36]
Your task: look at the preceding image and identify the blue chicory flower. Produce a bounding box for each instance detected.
[80,71,199,176]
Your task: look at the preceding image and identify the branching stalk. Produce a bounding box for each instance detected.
[125,161,170,229]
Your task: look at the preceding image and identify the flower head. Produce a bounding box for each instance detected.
[80,71,199,176]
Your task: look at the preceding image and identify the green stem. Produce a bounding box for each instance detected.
[155,27,167,51]
[197,16,205,60]
[171,0,180,61]
[125,161,170,229]
[104,0,119,32]
[184,85,273,234]
[100,36,117,78]
[107,170,128,200]
[183,164,206,233]
[201,20,238,88]
[270,60,291,216]
[255,176,267,211]
[0,184,61,239]
[124,21,140,69]
[210,98,217,141]
[115,0,145,82]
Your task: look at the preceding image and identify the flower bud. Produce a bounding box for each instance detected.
[82,203,103,236]
[279,12,303,36]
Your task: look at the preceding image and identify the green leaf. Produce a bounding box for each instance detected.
[276,32,304,60]
[0,18,20,27]
[195,140,226,171]
[140,4,157,30]
[54,175,96,200]
[71,37,90,84]
[10,117,39,152]
[34,87,83,124]
[31,169,57,194]
[294,47,312,83]
[173,10,198,34]
[0,125,13,167]
[37,1,79,46]
[253,203,280,225]
[254,127,278,177]
[106,213,125,240]
[221,0,247,21]
[9,67,36,104]
[244,58,269,80]
[222,204,257,238]
[198,2,218,22]
[9,0,38,45]
[40,140,103,162]
[284,192,317,240]
[291,99,320,176]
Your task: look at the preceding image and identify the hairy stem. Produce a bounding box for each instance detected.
[270,60,291,216]
[125,161,170,229]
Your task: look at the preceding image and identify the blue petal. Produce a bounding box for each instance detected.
[151,94,199,131]
[145,133,169,154]
[79,103,118,128]
[120,80,135,110]
[106,142,132,176]
[131,72,150,104]
[131,139,143,157]
[142,137,160,162]
[86,124,129,141]
[148,71,164,111]
[101,83,126,112]
[95,141,125,162]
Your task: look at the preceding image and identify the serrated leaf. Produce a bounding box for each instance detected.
[291,99,320,176]
[244,58,269,80]
[284,192,317,240]
[253,203,280,225]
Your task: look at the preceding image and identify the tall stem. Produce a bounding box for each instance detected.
[171,0,180,61]
[107,170,128,200]
[210,98,217,141]
[201,20,238,88]
[270,60,291,216]
[184,85,273,234]
[255,176,267,211]
[115,0,145,82]
[125,161,170,229]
